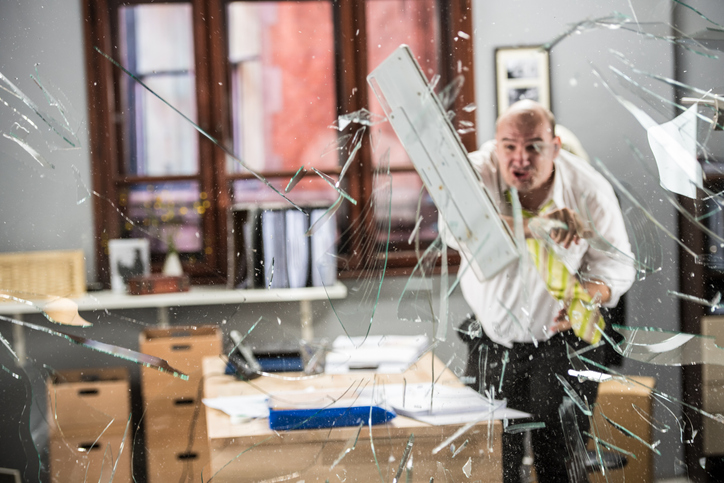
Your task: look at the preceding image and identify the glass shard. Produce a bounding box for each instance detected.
[2,132,53,169]
[0,315,187,379]
[0,294,91,327]
[311,167,357,205]
[392,433,414,483]
[331,108,387,131]
[504,422,546,434]
[337,126,366,186]
[600,411,661,455]
[462,456,472,478]
[330,421,363,469]
[285,166,308,193]
[0,69,80,147]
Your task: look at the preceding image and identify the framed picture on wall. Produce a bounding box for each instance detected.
[495,46,551,116]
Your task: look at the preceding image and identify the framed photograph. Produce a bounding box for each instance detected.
[495,46,551,116]
[109,238,151,293]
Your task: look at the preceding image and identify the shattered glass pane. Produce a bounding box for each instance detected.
[9,0,724,481]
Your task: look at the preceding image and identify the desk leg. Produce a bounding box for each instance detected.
[11,313,26,367]
[12,314,28,367]
[158,306,170,327]
[300,300,313,341]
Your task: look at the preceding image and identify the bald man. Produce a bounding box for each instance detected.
[445,101,635,482]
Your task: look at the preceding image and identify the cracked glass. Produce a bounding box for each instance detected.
[4,1,724,482]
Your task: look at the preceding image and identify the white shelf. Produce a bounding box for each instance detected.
[0,282,347,315]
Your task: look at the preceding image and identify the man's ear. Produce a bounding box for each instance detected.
[553,135,562,152]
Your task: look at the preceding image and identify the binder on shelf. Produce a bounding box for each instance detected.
[310,208,337,287]
[261,210,289,289]
[231,202,337,290]
[286,209,310,289]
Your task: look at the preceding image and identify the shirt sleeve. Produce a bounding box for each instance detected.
[578,186,636,308]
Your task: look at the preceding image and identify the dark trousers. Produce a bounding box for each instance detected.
[461,322,605,482]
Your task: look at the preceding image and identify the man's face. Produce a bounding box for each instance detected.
[495,116,560,195]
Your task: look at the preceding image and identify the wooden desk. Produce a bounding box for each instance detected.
[202,354,503,482]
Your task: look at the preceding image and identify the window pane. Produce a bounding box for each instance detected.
[119,4,198,176]
[366,0,440,169]
[227,2,337,175]
[123,181,204,257]
[374,171,438,245]
[366,0,441,244]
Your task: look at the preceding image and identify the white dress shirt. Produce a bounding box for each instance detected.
[442,141,636,347]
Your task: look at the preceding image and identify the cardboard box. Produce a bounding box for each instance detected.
[145,430,210,483]
[588,376,656,483]
[701,316,724,383]
[139,326,222,401]
[143,396,207,440]
[49,430,132,483]
[47,367,131,436]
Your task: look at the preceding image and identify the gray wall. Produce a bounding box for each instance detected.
[2,0,724,481]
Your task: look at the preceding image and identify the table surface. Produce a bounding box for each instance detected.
[0,282,347,314]
[202,352,495,442]
[201,353,504,482]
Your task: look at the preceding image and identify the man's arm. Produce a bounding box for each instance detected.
[500,207,592,248]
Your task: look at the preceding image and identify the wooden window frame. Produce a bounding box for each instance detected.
[82,0,475,286]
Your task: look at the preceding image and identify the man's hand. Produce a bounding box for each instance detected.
[549,308,571,334]
[539,208,593,249]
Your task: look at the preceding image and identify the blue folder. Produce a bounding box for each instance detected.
[269,405,396,431]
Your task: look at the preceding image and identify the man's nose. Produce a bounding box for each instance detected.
[511,146,531,165]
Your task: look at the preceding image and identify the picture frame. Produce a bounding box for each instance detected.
[495,46,551,116]
[108,238,151,293]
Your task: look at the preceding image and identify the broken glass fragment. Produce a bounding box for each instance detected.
[450,440,469,461]
[0,69,80,147]
[600,411,661,455]
[330,421,363,469]
[632,403,671,433]
[305,195,343,237]
[594,158,700,262]
[584,431,638,460]
[609,324,724,366]
[462,456,472,478]
[392,433,414,483]
[31,66,77,138]
[0,315,186,379]
[0,294,91,327]
[331,108,387,131]
[559,397,588,481]
[504,422,546,434]
[311,167,357,206]
[555,374,592,416]
[285,166,308,193]
[2,132,53,169]
[437,75,465,111]
[337,126,366,186]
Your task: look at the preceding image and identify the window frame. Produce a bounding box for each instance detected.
[82,0,476,285]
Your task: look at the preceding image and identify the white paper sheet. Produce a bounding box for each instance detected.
[647,104,702,199]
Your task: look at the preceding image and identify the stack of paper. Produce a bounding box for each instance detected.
[325,335,429,374]
[359,383,531,425]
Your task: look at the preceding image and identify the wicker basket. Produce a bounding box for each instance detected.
[0,250,86,299]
